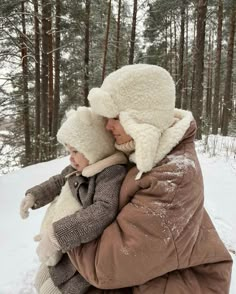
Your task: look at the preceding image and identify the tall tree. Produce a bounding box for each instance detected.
[40,0,51,160]
[115,0,122,69]
[176,0,186,108]
[84,0,90,104]
[192,0,208,139]
[212,0,223,134]
[102,0,112,81]
[205,30,213,134]
[52,0,61,156]
[173,13,178,81]
[190,14,197,111]
[34,0,41,162]
[129,0,137,64]
[221,1,236,136]
[48,1,53,136]
[182,3,189,110]
[20,0,31,165]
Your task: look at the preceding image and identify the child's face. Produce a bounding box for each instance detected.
[67,145,89,172]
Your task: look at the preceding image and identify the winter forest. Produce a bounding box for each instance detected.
[0,0,236,174]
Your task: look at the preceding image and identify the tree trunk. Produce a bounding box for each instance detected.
[174,14,178,82]
[48,3,53,137]
[169,12,173,76]
[52,0,61,156]
[84,0,90,105]
[102,0,112,81]
[190,16,196,111]
[34,0,41,163]
[129,0,137,64]
[182,4,189,110]
[205,30,213,134]
[192,0,208,139]
[212,0,223,134]
[164,17,168,69]
[115,0,121,70]
[221,1,236,136]
[21,0,31,165]
[176,0,185,108]
[41,0,50,160]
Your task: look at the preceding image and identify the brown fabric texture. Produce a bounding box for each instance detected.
[27,164,127,294]
[68,121,232,294]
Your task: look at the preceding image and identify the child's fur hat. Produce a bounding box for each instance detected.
[57,107,115,164]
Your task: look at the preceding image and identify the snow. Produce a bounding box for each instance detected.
[0,152,236,293]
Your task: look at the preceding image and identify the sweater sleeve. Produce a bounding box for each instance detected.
[53,165,126,252]
[26,165,74,209]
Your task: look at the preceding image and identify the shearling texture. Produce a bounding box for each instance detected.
[88,64,175,125]
[57,107,115,164]
[129,108,194,176]
[35,181,83,266]
[88,64,176,175]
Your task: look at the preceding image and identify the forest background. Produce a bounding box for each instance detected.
[0,0,236,174]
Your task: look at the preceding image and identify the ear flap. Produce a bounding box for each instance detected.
[88,87,118,118]
[119,111,161,175]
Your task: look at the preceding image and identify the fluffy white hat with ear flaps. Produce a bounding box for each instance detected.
[57,107,116,164]
[88,64,176,175]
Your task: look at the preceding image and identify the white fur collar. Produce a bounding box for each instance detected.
[82,151,127,177]
[66,152,127,178]
[130,109,193,179]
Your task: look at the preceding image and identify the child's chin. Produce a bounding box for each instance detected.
[70,163,79,170]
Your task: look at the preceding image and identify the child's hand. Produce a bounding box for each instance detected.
[20,193,35,219]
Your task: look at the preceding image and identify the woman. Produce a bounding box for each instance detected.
[68,64,232,293]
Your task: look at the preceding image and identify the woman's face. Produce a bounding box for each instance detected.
[67,145,89,172]
[106,117,132,145]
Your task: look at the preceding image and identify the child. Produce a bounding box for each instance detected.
[20,107,127,294]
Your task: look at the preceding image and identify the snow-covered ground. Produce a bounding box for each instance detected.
[0,148,236,293]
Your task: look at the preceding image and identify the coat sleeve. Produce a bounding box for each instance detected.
[53,165,126,252]
[67,163,196,289]
[26,165,74,209]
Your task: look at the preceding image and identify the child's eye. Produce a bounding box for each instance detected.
[73,151,78,154]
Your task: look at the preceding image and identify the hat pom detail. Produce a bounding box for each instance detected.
[88,88,118,118]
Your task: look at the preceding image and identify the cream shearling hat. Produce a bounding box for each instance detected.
[88,64,176,176]
[57,107,115,164]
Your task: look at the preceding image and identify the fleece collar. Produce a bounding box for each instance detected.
[129,109,194,179]
[65,152,127,179]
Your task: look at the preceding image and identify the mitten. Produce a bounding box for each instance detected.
[20,193,35,219]
[36,226,61,265]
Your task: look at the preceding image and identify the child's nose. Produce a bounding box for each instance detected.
[69,155,74,162]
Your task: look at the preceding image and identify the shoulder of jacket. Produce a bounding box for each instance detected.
[139,151,197,186]
[96,164,127,181]
[102,164,127,174]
